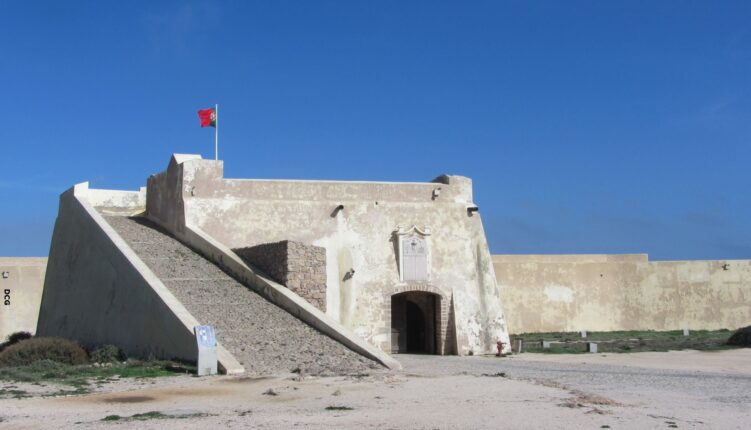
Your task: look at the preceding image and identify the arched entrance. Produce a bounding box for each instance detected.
[391,291,438,354]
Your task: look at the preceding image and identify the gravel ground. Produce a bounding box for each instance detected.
[103,215,379,376]
[3,350,750,429]
[397,353,751,407]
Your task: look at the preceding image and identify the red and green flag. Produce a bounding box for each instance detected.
[197,104,219,160]
[197,107,216,128]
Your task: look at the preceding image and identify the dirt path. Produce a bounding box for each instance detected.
[1,350,749,429]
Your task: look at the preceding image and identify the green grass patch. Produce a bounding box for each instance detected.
[102,415,122,421]
[100,411,211,422]
[0,359,195,389]
[524,345,588,354]
[43,386,93,397]
[325,406,354,411]
[0,388,30,399]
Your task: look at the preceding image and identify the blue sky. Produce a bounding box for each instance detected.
[1,1,749,260]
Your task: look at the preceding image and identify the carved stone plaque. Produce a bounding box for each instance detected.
[403,235,428,281]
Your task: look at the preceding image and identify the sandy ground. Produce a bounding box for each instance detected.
[1,349,750,429]
[515,348,751,374]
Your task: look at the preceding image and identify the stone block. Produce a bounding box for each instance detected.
[233,240,327,312]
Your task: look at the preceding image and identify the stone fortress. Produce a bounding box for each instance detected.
[31,154,510,374]
[2,154,750,374]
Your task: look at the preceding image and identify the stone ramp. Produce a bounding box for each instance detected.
[103,215,380,376]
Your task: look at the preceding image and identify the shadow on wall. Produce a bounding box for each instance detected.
[338,248,353,327]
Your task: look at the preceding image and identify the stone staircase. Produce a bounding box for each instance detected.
[103,214,379,376]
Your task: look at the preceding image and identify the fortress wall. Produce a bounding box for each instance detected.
[36,183,202,362]
[635,260,751,331]
[494,254,648,263]
[87,188,146,212]
[152,156,509,355]
[179,224,401,369]
[0,257,47,340]
[145,156,402,367]
[220,178,469,202]
[234,241,328,312]
[494,255,751,333]
[146,155,194,235]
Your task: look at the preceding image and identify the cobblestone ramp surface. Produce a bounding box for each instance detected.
[103,215,380,376]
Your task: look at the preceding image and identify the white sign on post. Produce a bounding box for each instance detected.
[194,325,218,376]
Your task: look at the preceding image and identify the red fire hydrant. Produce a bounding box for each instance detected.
[496,340,506,357]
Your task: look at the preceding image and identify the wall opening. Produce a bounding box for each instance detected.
[391,291,438,354]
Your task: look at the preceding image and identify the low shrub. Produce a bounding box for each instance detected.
[0,331,32,353]
[727,326,751,347]
[0,337,88,367]
[89,345,125,363]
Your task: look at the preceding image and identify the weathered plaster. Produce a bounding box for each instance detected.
[36,183,243,373]
[143,157,401,368]
[153,155,510,355]
[494,254,751,333]
[88,187,146,215]
[0,257,47,340]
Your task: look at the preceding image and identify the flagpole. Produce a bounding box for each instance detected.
[214,104,219,161]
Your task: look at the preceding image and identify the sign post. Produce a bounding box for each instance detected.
[194,325,218,376]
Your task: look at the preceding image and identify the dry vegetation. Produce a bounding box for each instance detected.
[0,332,194,399]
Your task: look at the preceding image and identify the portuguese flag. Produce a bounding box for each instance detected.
[197,107,216,128]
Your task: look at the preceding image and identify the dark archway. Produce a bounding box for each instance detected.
[391,291,437,354]
[406,301,426,352]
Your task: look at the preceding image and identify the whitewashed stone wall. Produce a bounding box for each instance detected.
[147,155,511,355]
